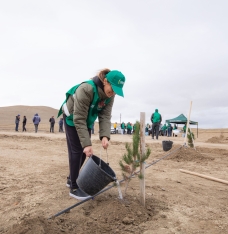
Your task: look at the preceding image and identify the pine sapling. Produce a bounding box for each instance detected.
[187,128,195,148]
[119,121,151,196]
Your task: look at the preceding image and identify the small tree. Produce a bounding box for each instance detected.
[187,128,195,148]
[119,121,151,196]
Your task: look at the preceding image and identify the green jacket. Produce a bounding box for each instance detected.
[127,123,132,130]
[183,125,186,133]
[121,122,125,129]
[151,110,162,123]
[162,125,167,130]
[58,80,114,148]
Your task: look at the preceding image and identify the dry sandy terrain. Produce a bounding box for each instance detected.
[0,129,228,234]
[1,106,228,233]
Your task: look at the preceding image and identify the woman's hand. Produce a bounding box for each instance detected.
[101,137,109,149]
[83,146,93,157]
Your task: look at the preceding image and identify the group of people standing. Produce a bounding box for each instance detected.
[15,115,27,132]
[14,113,64,133]
[150,109,187,139]
[49,116,64,133]
[120,121,133,134]
[112,122,133,134]
[161,123,178,137]
[15,113,41,132]
[112,109,186,141]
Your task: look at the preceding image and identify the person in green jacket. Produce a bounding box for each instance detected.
[173,124,178,137]
[151,109,162,139]
[121,122,126,134]
[58,69,126,200]
[167,123,173,137]
[173,124,177,130]
[161,123,167,136]
[182,123,187,137]
[183,124,186,132]
[126,122,132,134]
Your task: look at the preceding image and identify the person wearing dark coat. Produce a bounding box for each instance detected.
[59,118,64,132]
[151,109,162,140]
[167,123,173,137]
[33,113,41,133]
[22,116,27,132]
[15,115,20,131]
[49,116,55,133]
[121,122,126,134]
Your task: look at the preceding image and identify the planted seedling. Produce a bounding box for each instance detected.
[187,128,195,148]
[119,121,151,197]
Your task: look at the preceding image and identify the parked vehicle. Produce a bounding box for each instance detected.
[110,126,116,134]
[110,126,122,134]
[116,126,122,134]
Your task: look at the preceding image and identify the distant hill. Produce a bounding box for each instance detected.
[0,105,59,132]
[0,105,99,132]
[0,105,59,124]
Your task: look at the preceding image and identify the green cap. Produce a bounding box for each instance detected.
[105,70,125,97]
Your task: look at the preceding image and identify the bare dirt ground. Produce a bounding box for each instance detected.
[0,130,228,234]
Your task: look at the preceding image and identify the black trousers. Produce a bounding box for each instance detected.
[152,122,160,139]
[50,124,54,133]
[63,115,91,190]
[15,123,19,131]
[22,123,26,131]
[34,124,39,133]
[127,129,131,134]
[59,125,63,132]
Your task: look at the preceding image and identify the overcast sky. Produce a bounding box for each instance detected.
[1,0,228,128]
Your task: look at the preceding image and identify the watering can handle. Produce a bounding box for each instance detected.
[106,149,109,165]
[99,148,109,166]
[99,148,102,167]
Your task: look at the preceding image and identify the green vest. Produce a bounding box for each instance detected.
[57,80,111,128]
[127,123,132,130]
[162,125,167,130]
[152,112,161,123]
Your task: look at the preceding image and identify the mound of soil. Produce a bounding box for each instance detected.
[166,147,214,162]
[206,135,228,144]
[199,147,228,156]
[5,194,168,234]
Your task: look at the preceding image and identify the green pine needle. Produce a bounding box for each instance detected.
[119,121,151,196]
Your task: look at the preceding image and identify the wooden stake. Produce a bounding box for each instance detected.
[180,169,228,185]
[140,112,146,206]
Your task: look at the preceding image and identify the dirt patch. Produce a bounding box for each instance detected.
[166,146,214,162]
[1,132,228,234]
[198,147,228,156]
[206,135,228,144]
[0,134,65,143]
[110,141,123,146]
[5,194,167,234]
